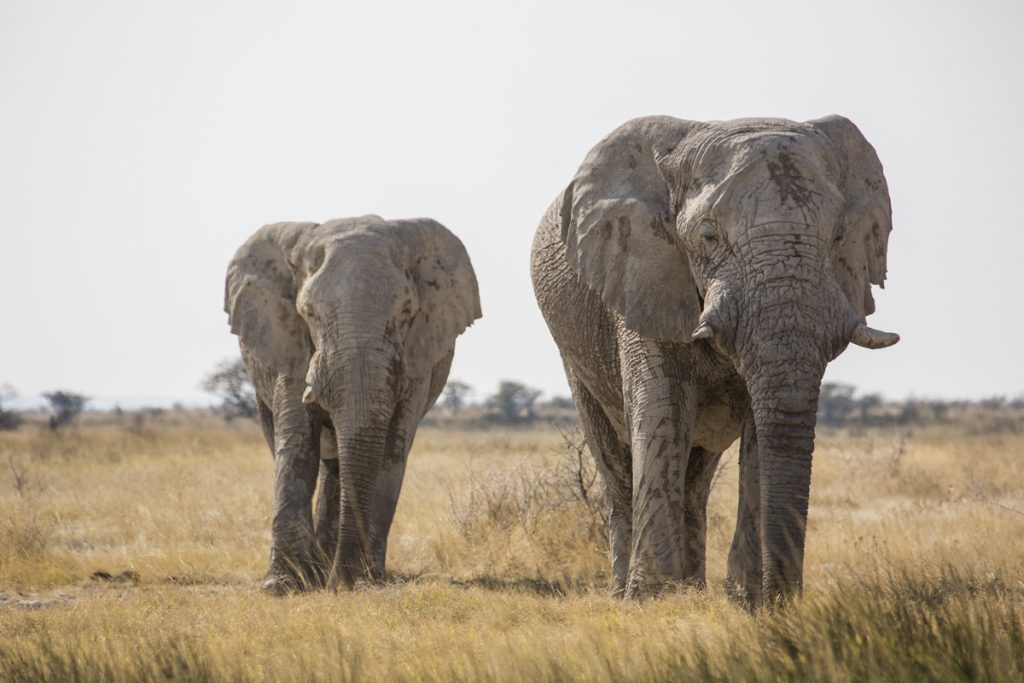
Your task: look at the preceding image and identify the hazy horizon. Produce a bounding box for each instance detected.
[3,1,1022,408]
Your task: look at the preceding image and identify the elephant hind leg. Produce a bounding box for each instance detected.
[682,447,723,588]
[566,371,632,594]
[313,454,340,572]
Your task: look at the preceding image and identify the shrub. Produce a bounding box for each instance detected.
[200,358,257,421]
[42,391,89,431]
[485,381,543,424]
[0,384,21,431]
[443,427,608,584]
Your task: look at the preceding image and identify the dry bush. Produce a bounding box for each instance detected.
[0,456,54,569]
[438,427,609,587]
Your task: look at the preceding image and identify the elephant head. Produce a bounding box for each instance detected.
[225,216,480,583]
[563,115,897,602]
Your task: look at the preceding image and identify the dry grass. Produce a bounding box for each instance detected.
[1,418,1023,681]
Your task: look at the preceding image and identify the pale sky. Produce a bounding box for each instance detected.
[1,0,1022,408]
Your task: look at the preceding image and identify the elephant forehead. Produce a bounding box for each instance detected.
[735,148,839,211]
[682,119,827,171]
[309,226,389,250]
[704,132,832,180]
[312,253,401,294]
[684,135,844,233]
[302,231,404,272]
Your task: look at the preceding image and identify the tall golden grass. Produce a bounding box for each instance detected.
[1,417,1023,681]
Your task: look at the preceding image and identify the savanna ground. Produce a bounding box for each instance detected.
[1,411,1023,681]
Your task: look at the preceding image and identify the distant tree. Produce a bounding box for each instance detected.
[856,393,883,425]
[980,396,1007,410]
[43,390,89,430]
[145,407,166,421]
[0,384,23,431]
[442,380,473,415]
[896,399,922,426]
[929,400,951,423]
[201,358,257,421]
[487,381,543,423]
[818,383,857,426]
[543,395,576,411]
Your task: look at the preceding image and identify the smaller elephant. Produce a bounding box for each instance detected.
[225,215,481,593]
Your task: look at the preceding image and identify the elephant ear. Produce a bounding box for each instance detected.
[564,116,704,341]
[398,219,482,378]
[224,222,316,379]
[811,115,893,320]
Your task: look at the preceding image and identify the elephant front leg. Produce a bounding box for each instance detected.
[264,376,321,595]
[365,383,431,581]
[727,419,762,609]
[622,338,698,598]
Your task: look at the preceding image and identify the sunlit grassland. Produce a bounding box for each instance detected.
[1,417,1023,681]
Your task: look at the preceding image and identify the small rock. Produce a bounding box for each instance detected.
[113,570,140,584]
[92,569,140,584]
[17,600,42,610]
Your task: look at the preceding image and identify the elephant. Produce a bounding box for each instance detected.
[225,215,481,593]
[530,115,899,607]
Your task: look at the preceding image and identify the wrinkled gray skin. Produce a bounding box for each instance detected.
[531,116,899,607]
[226,216,481,594]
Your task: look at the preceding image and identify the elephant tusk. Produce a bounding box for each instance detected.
[691,322,715,341]
[850,323,900,349]
[302,385,318,404]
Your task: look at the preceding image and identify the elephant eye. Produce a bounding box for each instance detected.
[697,220,719,247]
[833,224,847,245]
[301,302,317,319]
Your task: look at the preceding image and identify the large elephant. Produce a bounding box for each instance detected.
[531,116,899,607]
[226,216,481,593]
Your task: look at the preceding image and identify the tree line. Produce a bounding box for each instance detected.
[2,363,1022,432]
[817,382,1024,428]
[199,359,571,426]
[194,361,1024,430]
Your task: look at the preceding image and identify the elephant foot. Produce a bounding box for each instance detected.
[326,565,366,592]
[724,574,761,612]
[261,573,301,596]
[625,569,714,599]
[326,561,385,591]
[624,576,665,600]
[262,552,328,595]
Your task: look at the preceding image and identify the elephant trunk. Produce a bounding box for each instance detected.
[316,331,398,588]
[332,414,391,587]
[733,274,839,604]
[747,369,821,604]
